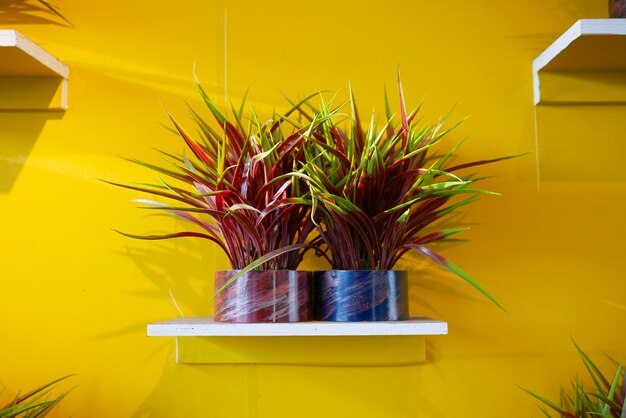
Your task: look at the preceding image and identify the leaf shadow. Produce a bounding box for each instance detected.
[111,238,225,318]
[399,251,494,319]
[0,0,71,26]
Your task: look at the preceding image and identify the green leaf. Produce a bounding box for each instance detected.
[0,376,73,418]
[213,244,307,296]
[228,203,262,214]
[572,338,612,391]
[520,386,573,417]
[405,244,504,310]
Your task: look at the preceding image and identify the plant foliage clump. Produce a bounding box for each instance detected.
[523,340,626,418]
[109,84,327,270]
[299,77,517,306]
[0,376,72,418]
[111,75,519,307]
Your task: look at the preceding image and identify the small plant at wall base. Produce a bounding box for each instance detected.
[108,82,328,322]
[299,76,519,320]
[523,340,625,418]
[0,375,72,417]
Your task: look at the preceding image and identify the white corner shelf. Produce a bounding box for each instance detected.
[533,19,626,104]
[148,316,448,337]
[0,30,69,110]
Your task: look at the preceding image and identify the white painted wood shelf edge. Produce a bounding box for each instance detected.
[0,30,69,110]
[0,30,69,78]
[532,19,626,104]
[147,316,448,337]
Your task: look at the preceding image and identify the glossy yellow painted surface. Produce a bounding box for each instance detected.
[0,77,65,110]
[538,70,626,103]
[1,1,625,417]
[177,336,426,365]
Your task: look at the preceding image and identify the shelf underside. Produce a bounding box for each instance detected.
[0,30,68,110]
[0,30,68,77]
[541,34,626,72]
[533,19,626,104]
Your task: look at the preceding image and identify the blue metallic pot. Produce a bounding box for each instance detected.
[313,270,409,321]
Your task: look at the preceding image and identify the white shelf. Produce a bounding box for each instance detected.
[0,30,69,110]
[0,30,68,77]
[148,316,448,337]
[533,19,626,104]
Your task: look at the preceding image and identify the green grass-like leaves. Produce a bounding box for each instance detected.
[299,76,519,306]
[113,75,518,307]
[0,375,73,418]
[113,82,328,270]
[523,341,625,418]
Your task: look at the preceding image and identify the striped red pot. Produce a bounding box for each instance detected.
[213,270,312,322]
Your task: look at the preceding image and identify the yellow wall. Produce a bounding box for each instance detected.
[2,1,625,417]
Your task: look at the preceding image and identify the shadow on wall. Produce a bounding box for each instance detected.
[552,0,601,18]
[0,0,70,26]
[397,209,494,319]
[535,104,626,182]
[131,360,252,418]
[132,359,430,418]
[0,0,71,192]
[0,111,63,193]
[111,239,221,317]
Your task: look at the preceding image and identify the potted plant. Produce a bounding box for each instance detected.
[523,340,625,417]
[299,77,516,321]
[109,82,327,323]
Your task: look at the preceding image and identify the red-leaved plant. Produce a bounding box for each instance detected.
[299,76,518,308]
[108,83,328,290]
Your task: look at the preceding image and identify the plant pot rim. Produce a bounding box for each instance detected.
[215,269,311,273]
[314,269,408,273]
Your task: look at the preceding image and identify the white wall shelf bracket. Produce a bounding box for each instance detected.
[0,30,69,111]
[533,19,626,105]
